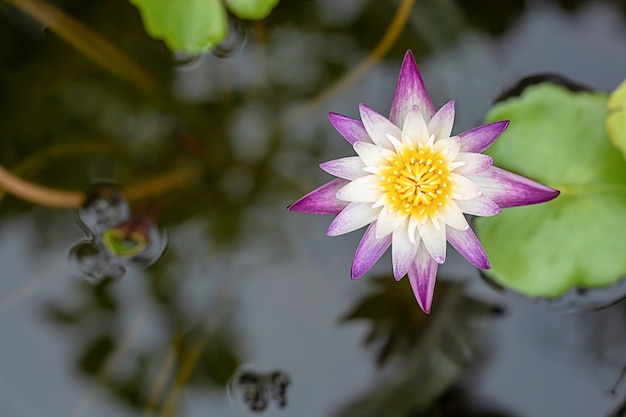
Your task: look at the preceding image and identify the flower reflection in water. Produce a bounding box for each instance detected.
[70,182,167,282]
[337,274,504,416]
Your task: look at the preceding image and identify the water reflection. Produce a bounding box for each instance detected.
[228,368,291,412]
[479,270,626,312]
[44,264,242,415]
[2,0,626,416]
[421,386,517,417]
[71,182,166,282]
[343,275,503,366]
[212,13,248,58]
[336,275,502,416]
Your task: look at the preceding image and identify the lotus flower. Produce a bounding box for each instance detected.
[288,51,559,313]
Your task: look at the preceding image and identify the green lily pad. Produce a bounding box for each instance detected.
[102,229,147,257]
[225,0,280,19]
[475,83,626,297]
[129,0,228,54]
[607,77,626,159]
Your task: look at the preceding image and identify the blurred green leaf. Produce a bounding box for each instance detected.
[129,0,228,53]
[225,0,279,19]
[476,83,626,297]
[607,77,626,159]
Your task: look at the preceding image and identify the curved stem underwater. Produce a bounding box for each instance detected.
[290,0,416,121]
[0,163,203,209]
[4,0,155,92]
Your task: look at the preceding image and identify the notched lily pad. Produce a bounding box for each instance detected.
[129,0,228,54]
[475,83,626,297]
[225,0,280,20]
[129,0,279,53]
[607,77,626,159]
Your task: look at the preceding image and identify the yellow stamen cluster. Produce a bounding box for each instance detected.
[377,144,452,220]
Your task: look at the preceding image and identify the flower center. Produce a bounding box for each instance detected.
[377,144,452,220]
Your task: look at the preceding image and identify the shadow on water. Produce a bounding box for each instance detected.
[2,0,626,416]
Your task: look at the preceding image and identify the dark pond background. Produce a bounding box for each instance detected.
[2,0,626,416]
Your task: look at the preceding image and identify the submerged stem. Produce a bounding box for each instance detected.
[0,164,84,208]
[5,0,155,92]
[0,162,203,209]
[290,0,416,121]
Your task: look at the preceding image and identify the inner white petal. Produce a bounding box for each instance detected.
[359,104,400,150]
[417,218,447,263]
[456,194,501,217]
[433,136,461,161]
[438,199,469,230]
[453,153,493,177]
[385,133,403,150]
[353,141,395,167]
[391,229,418,280]
[401,105,429,146]
[336,175,382,202]
[320,156,366,180]
[375,209,407,239]
[449,173,481,200]
[427,101,456,141]
[407,216,420,244]
[327,202,379,236]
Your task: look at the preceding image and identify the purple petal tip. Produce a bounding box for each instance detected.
[417,290,433,313]
[288,178,350,215]
[350,267,363,280]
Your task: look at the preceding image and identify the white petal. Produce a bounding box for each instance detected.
[327,202,378,236]
[438,199,469,230]
[353,141,394,167]
[455,194,501,217]
[392,229,418,281]
[407,216,420,244]
[417,218,446,263]
[351,222,392,278]
[328,113,371,145]
[433,137,461,161]
[446,226,489,269]
[449,173,481,200]
[427,100,455,141]
[320,157,366,180]
[336,175,381,203]
[402,105,430,146]
[359,104,400,150]
[452,153,493,177]
[375,208,407,239]
[385,133,403,150]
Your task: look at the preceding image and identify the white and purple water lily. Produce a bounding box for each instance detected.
[288,51,559,313]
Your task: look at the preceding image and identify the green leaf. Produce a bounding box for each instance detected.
[607,77,626,159]
[129,0,228,54]
[475,83,626,297]
[225,0,279,19]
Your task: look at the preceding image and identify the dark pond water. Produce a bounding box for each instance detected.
[2,0,626,416]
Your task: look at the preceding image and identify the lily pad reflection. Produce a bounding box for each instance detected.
[70,182,167,282]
